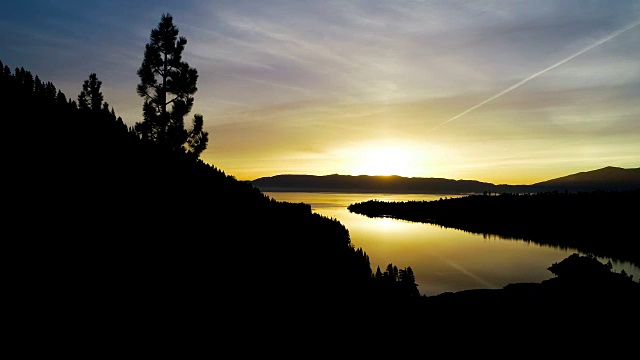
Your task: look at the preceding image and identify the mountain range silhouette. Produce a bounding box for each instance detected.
[252,166,640,194]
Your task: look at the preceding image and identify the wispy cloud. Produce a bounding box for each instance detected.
[427,18,640,133]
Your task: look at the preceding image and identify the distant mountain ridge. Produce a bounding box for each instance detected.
[252,166,640,194]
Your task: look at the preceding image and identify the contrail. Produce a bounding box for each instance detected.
[427,19,640,133]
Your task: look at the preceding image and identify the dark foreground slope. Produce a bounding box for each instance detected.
[2,63,382,319]
[3,61,638,337]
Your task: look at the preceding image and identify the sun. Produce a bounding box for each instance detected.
[355,146,416,176]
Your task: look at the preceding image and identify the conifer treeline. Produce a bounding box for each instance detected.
[1,59,421,312]
[349,190,640,266]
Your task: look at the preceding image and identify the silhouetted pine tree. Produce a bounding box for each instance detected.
[399,266,420,298]
[135,13,208,158]
[56,90,67,106]
[78,73,104,112]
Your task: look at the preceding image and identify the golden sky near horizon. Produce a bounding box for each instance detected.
[2,1,639,184]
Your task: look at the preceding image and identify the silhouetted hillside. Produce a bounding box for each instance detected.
[252,168,638,194]
[2,60,414,317]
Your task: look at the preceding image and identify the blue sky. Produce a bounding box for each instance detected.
[2,0,639,183]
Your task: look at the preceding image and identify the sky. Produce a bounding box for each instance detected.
[1,0,639,184]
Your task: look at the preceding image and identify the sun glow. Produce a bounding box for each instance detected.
[354,145,417,177]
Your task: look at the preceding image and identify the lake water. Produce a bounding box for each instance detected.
[265,191,640,297]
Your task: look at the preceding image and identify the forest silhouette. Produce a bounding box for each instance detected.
[348,190,640,267]
[3,13,638,333]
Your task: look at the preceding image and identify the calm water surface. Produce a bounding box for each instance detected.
[265,191,640,297]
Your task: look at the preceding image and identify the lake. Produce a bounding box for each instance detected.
[265,191,640,297]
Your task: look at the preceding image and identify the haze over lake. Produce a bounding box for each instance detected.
[266,191,640,296]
